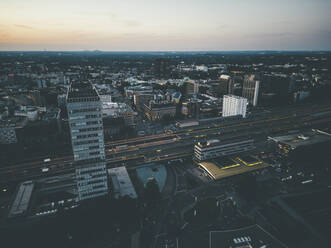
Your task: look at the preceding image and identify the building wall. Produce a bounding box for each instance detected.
[67,84,108,202]
[194,139,255,161]
[222,95,247,118]
[145,102,176,121]
[67,99,105,161]
[243,75,260,106]
[219,75,232,96]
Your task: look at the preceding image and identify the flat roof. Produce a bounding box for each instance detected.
[213,157,240,169]
[9,181,34,218]
[236,155,262,166]
[0,116,27,128]
[224,94,247,100]
[67,82,99,100]
[270,129,331,149]
[199,156,268,180]
[196,138,254,149]
[210,224,287,248]
[108,166,137,199]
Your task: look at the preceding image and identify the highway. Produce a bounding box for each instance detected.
[1,104,331,183]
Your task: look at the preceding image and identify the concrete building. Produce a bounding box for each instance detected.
[209,225,287,248]
[181,98,202,118]
[15,108,62,146]
[194,138,255,161]
[222,95,247,118]
[8,181,35,218]
[14,106,39,121]
[218,75,232,96]
[0,116,27,144]
[184,79,198,96]
[125,86,153,98]
[144,100,176,121]
[242,75,260,106]
[268,129,331,154]
[198,156,268,181]
[101,95,137,126]
[108,167,137,199]
[67,82,108,202]
[133,92,154,112]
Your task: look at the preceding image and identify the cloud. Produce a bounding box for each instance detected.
[14,24,34,30]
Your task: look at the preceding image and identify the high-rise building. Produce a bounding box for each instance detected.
[184,79,198,96]
[230,75,244,96]
[218,75,232,96]
[66,82,108,201]
[242,75,260,106]
[222,95,247,118]
[181,99,201,119]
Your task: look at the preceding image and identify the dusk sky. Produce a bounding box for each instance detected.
[1,0,331,51]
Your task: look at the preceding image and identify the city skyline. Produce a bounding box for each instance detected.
[1,0,331,51]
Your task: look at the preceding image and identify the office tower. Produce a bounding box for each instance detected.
[218,75,232,96]
[66,82,108,201]
[181,99,201,119]
[184,79,199,96]
[230,75,244,95]
[242,75,260,106]
[222,95,247,118]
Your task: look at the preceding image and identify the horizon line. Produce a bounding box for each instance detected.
[0,49,331,53]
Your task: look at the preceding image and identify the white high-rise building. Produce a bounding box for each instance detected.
[222,95,247,118]
[66,82,109,201]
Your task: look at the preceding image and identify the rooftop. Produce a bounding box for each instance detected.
[0,116,27,128]
[199,156,268,180]
[108,167,137,199]
[9,181,34,218]
[220,75,231,80]
[270,129,331,149]
[224,94,247,100]
[210,224,287,248]
[196,138,254,149]
[67,82,99,100]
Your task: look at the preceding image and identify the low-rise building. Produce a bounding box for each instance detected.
[101,96,137,126]
[0,116,27,144]
[134,92,154,112]
[144,100,176,121]
[194,138,255,161]
[108,166,137,199]
[8,181,35,218]
[198,155,268,181]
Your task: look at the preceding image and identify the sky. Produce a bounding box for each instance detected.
[0,0,331,51]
